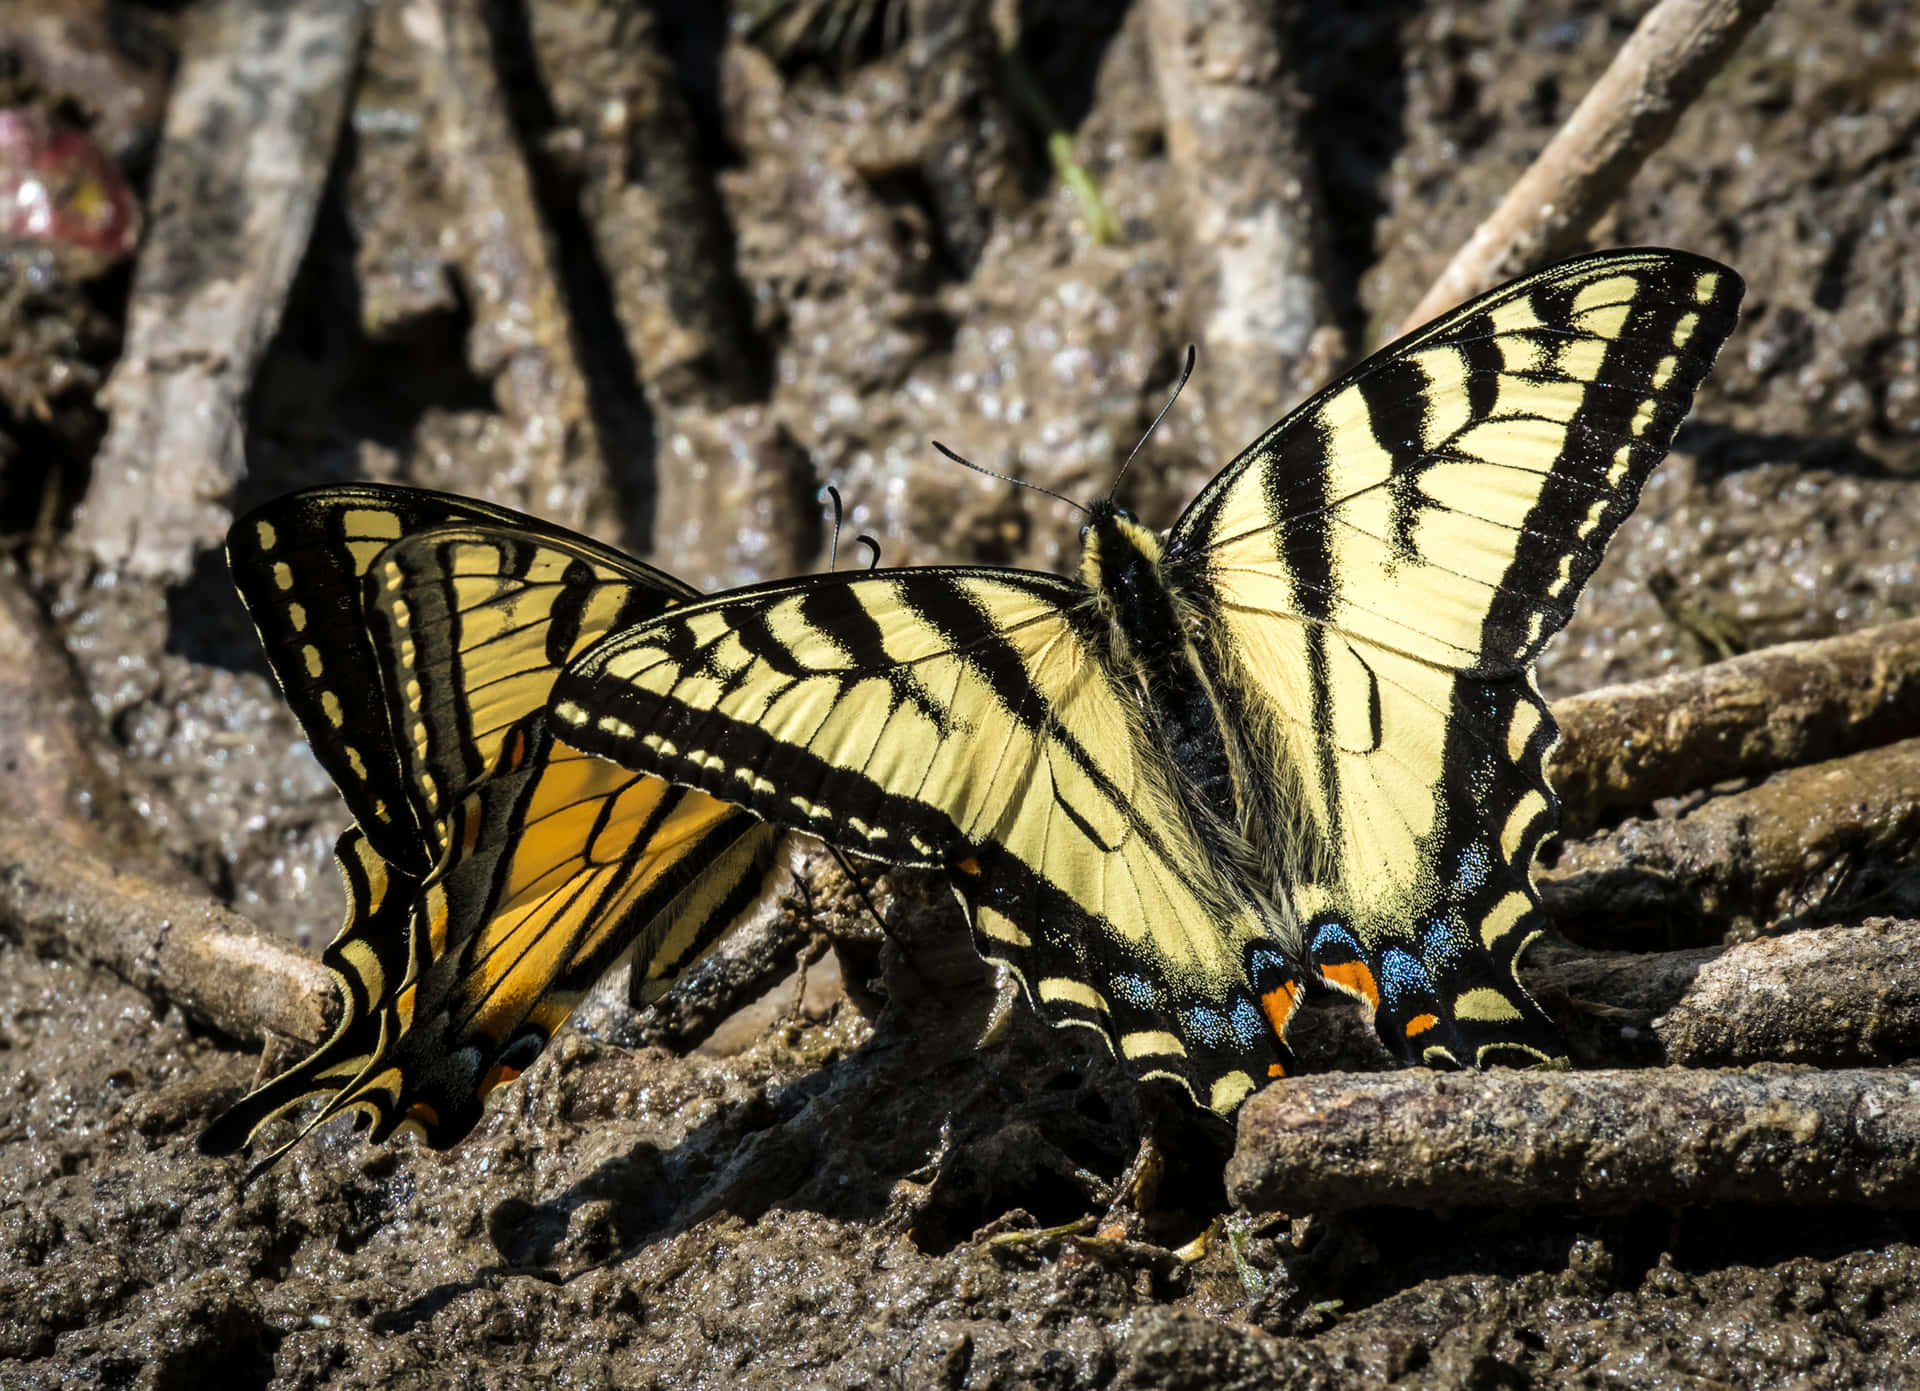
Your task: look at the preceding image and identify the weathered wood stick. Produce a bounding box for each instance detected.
[1533,917,1920,1068]
[1228,1066,1920,1212]
[403,0,620,534]
[0,562,181,868]
[0,818,332,1048]
[1398,0,1777,331]
[1142,0,1344,461]
[73,0,367,578]
[1543,736,1920,939]
[1551,617,1920,837]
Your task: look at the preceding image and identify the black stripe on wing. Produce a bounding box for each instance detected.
[553,568,1122,868]
[1168,249,1744,674]
[228,484,697,871]
[367,524,691,819]
[197,825,421,1167]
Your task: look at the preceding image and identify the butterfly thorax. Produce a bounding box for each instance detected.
[1080,503,1240,837]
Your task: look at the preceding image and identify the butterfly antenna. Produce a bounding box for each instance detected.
[929,441,1090,517]
[1108,345,1197,503]
[825,485,847,572]
[855,534,882,570]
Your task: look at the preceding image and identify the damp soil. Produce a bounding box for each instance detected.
[5,1,1920,1387]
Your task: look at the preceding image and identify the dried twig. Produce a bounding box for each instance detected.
[1543,736,1920,940]
[72,0,367,579]
[0,820,331,1048]
[1228,1066,1920,1213]
[1551,618,1920,837]
[0,565,329,1047]
[1142,0,1343,461]
[628,894,815,1053]
[1399,0,1777,331]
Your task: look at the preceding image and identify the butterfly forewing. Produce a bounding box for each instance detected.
[554,567,1301,1114]
[1165,250,1743,1064]
[366,523,698,826]
[227,487,520,870]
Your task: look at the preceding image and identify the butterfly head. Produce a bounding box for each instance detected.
[1080,498,1169,617]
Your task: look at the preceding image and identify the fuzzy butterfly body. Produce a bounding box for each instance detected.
[550,250,1744,1113]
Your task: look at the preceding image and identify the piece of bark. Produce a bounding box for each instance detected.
[1531,918,1920,1069]
[72,0,367,579]
[1550,617,1920,838]
[901,0,1027,277]
[403,0,619,535]
[1141,0,1343,467]
[1542,736,1920,941]
[1228,1066,1920,1213]
[1398,0,1777,332]
[0,819,332,1048]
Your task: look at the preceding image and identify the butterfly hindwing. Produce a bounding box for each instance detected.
[309,715,775,1148]
[196,825,418,1160]
[1165,249,1743,1064]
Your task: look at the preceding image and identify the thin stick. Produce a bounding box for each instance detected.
[0,562,184,868]
[0,819,333,1048]
[1398,0,1777,332]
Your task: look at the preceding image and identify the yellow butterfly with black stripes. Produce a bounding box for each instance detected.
[199,486,778,1170]
[549,250,1744,1115]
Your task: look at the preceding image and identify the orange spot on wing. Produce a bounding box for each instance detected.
[957,856,982,876]
[1267,1062,1288,1078]
[407,1102,441,1128]
[1259,980,1302,1037]
[1318,960,1380,1008]
[1405,1012,1440,1038]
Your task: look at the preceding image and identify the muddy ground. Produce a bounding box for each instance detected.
[4,0,1920,1386]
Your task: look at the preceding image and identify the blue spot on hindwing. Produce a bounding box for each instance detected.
[1454,842,1490,893]
[1230,999,1264,1046]
[1182,1004,1232,1047]
[1379,948,1435,1011]
[1310,920,1362,963]
[1420,912,1472,971]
